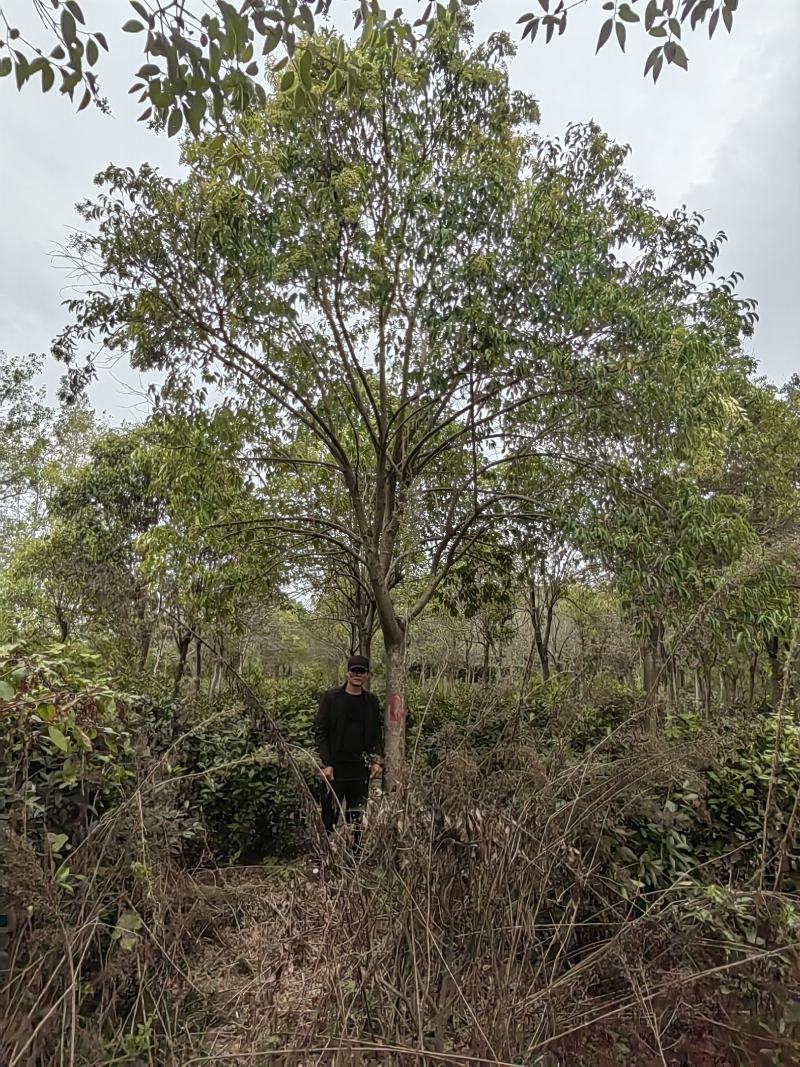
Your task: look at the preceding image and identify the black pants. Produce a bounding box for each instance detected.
[321,765,369,847]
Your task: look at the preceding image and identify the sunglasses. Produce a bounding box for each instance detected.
[349,667,368,675]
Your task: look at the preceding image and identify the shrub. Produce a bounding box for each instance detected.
[181,668,327,861]
[0,644,203,1065]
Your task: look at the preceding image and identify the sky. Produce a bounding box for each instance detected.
[0,0,797,423]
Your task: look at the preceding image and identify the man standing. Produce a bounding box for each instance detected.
[313,654,383,851]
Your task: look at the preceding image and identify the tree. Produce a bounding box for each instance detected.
[55,17,755,782]
[0,349,98,578]
[137,410,284,695]
[0,0,746,127]
[0,350,50,557]
[711,373,800,707]
[2,411,283,692]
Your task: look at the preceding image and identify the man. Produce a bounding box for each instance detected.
[313,654,383,852]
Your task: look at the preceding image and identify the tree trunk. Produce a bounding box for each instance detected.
[360,631,373,662]
[54,598,70,642]
[137,629,151,675]
[173,631,191,697]
[530,587,551,681]
[642,622,662,733]
[193,636,202,699]
[383,624,408,790]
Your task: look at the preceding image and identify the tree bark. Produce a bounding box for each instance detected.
[383,624,408,790]
[172,631,192,697]
[530,586,550,681]
[193,636,202,699]
[137,629,151,675]
[642,622,662,733]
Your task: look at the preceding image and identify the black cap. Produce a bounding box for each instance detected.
[347,654,370,671]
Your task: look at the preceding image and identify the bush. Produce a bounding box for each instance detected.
[181,668,327,861]
[0,643,204,1065]
[1,643,138,852]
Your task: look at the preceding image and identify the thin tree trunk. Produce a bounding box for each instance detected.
[172,632,191,697]
[137,630,151,675]
[642,622,662,733]
[193,636,202,699]
[530,587,550,681]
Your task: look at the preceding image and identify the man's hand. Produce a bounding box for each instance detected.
[321,765,334,781]
[369,761,383,779]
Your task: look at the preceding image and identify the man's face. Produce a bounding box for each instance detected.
[347,666,369,690]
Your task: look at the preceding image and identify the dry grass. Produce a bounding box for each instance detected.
[2,716,798,1065]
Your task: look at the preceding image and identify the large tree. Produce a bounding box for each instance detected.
[55,16,754,781]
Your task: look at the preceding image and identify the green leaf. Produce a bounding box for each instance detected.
[644,45,661,78]
[60,10,77,45]
[14,55,30,90]
[117,909,143,932]
[618,4,640,22]
[0,58,11,79]
[0,680,13,700]
[47,832,69,852]
[48,724,70,752]
[187,92,207,136]
[298,5,315,35]
[298,48,312,89]
[41,62,55,91]
[86,38,98,67]
[671,43,688,70]
[280,68,296,92]
[122,20,145,33]
[65,1,85,25]
[262,27,282,54]
[167,108,183,136]
[596,18,613,52]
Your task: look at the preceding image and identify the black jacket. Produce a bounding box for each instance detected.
[313,685,383,766]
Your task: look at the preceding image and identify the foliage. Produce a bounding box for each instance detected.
[0,643,200,856]
[0,643,137,855]
[182,669,326,860]
[0,0,746,127]
[0,351,98,566]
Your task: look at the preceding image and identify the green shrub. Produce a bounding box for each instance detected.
[702,713,800,887]
[0,643,137,852]
[181,669,326,861]
[0,643,201,860]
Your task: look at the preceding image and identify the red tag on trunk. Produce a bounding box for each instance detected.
[387,692,404,725]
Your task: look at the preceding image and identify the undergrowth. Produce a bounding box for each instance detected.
[1,646,799,1065]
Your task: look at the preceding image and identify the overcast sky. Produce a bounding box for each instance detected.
[0,0,797,422]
